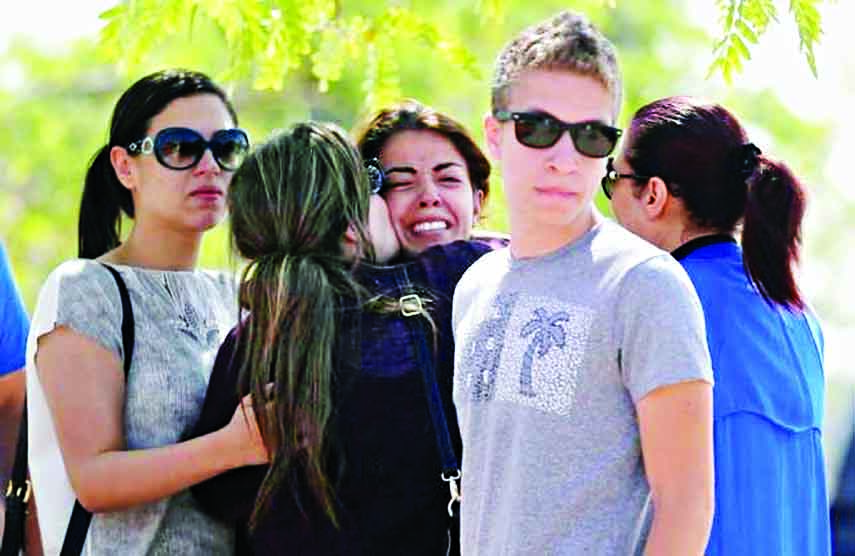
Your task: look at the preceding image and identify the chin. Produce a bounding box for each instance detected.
[192,213,226,231]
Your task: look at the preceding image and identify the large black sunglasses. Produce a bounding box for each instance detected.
[127,127,250,171]
[364,158,386,195]
[600,157,650,200]
[493,110,622,158]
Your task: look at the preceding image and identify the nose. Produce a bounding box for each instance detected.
[545,130,580,175]
[193,148,221,175]
[417,178,442,208]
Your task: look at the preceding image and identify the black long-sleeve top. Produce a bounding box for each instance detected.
[190,241,491,555]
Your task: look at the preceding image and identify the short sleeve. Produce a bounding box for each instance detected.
[31,260,125,364]
[615,254,713,403]
[0,243,29,375]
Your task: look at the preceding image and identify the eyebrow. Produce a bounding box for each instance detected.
[433,162,464,173]
[384,162,464,176]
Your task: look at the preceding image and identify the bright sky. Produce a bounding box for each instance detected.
[0,0,113,50]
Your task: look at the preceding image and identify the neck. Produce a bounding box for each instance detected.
[104,218,204,270]
[510,208,600,259]
[659,226,721,253]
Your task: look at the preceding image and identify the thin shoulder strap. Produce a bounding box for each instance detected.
[60,264,135,556]
[100,264,134,378]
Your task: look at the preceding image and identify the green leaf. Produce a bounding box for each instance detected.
[736,18,758,43]
[790,0,823,77]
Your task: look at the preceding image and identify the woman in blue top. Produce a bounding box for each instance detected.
[604,96,830,556]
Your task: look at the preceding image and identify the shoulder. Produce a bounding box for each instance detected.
[619,253,699,311]
[197,268,238,294]
[470,229,511,250]
[42,259,121,304]
[28,259,125,356]
[416,240,493,285]
[0,243,15,285]
[420,240,492,266]
[590,220,670,269]
[453,246,509,303]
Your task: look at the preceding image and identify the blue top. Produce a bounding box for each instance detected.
[190,240,491,555]
[675,238,831,556]
[0,243,28,376]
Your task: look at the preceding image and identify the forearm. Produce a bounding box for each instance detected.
[70,427,245,513]
[637,381,714,556]
[644,491,714,556]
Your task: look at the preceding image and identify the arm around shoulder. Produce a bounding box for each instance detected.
[36,325,267,512]
[30,263,267,513]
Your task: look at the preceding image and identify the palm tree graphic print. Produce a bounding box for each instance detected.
[519,308,571,397]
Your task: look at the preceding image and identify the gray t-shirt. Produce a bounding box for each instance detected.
[26,259,238,555]
[452,220,713,556]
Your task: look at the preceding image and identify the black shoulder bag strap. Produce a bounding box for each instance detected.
[59,264,135,556]
[399,293,461,518]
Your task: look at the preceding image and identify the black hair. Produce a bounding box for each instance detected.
[78,69,238,258]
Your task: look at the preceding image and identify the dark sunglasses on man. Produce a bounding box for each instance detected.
[493,110,622,158]
[127,127,250,171]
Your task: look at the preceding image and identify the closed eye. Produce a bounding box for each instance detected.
[385,181,414,189]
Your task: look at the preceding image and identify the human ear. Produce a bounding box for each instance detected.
[110,146,136,190]
[643,177,670,219]
[484,114,502,160]
[472,188,485,223]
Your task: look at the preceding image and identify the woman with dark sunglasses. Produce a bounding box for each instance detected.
[608,96,831,556]
[23,69,268,555]
[189,122,491,554]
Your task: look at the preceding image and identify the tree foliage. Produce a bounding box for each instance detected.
[98,0,483,110]
[710,0,825,82]
[96,0,825,101]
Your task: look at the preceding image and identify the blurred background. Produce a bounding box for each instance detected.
[1,0,852,522]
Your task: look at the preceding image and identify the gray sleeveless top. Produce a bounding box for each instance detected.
[29,259,238,555]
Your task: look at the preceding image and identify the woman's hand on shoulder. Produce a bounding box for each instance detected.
[222,392,271,467]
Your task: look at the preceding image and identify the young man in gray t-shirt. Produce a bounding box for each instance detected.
[452,11,715,555]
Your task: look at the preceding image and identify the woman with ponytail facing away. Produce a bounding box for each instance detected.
[605,96,831,555]
[190,122,490,555]
[24,69,268,555]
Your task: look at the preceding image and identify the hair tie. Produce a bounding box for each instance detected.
[737,142,761,180]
